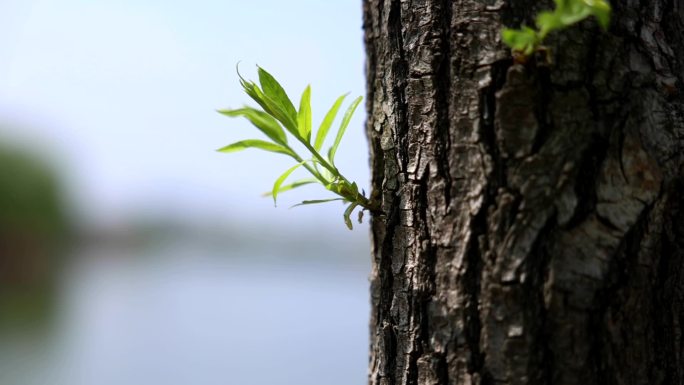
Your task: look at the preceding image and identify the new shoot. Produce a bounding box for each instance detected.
[217,66,376,230]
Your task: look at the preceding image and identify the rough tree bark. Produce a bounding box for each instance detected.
[363,1,683,384]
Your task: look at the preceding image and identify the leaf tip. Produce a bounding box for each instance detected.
[235,61,248,83]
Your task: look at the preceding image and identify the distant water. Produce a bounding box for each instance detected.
[0,241,371,385]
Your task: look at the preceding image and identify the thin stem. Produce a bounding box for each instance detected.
[286,150,329,186]
[291,145,377,210]
[293,138,376,209]
[302,142,339,177]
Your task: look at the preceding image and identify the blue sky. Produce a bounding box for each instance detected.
[0,0,369,233]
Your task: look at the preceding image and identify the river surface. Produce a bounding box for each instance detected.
[0,240,371,385]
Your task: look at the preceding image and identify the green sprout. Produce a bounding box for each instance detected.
[502,0,611,57]
[217,65,377,230]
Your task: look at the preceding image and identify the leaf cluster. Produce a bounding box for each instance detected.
[502,0,611,56]
[218,66,374,229]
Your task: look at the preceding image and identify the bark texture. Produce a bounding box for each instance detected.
[363,1,684,384]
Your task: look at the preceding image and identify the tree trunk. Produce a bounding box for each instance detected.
[363,1,684,384]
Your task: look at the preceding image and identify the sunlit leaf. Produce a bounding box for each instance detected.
[558,6,591,26]
[343,202,359,230]
[536,11,564,38]
[237,66,271,114]
[257,66,298,129]
[217,140,292,156]
[290,198,345,208]
[222,64,374,225]
[218,107,288,145]
[350,182,359,200]
[503,0,611,54]
[314,93,347,151]
[325,181,344,195]
[237,67,299,138]
[272,161,307,206]
[320,167,334,183]
[328,96,362,165]
[262,178,318,196]
[254,86,300,138]
[502,26,538,55]
[298,85,312,142]
[239,79,268,111]
[586,0,611,30]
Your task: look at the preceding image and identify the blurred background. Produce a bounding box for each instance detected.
[0,1,371,384]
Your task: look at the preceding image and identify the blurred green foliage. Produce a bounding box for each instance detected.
[0,146,65,237]
[502,0,611,56]
[0,141,69,328]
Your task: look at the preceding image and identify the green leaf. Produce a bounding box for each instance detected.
[502,0,610,59]
[558,6,591,26]
[262,178,318,196]
[585,0,611,30]
[319,167,334,184]
[272,161,307,206]
[536,11,564,38]
[314,93,347,151]
[237,67,300,138]
[502,26,539,55]
[343,202,359,230]
[350,181,359,200]
[237,76,269,113]
[225,65,379,227]
[217,140,292,156]
[257,66,298,130]
[297,85,312,142]
[328,95,362,165]
[290,198,345,208]
[325,181,344,195]
[251,83,300,138]
[218,107,288,145]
